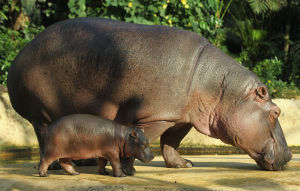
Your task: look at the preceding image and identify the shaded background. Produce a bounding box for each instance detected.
[0,0,300,98]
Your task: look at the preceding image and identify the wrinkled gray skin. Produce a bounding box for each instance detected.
[39,114,153,177]
[8,18,292,172]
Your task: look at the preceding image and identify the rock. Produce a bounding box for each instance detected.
[0,88,37,149]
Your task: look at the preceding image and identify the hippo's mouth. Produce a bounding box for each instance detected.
[248,146,290,171]
[255,156,288,171]
[234,136,289,171]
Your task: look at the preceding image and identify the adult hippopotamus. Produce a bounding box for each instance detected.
[8,17,291,171]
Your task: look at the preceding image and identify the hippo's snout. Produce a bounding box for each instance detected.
[257,146,292,171]
[140,147,154,163]
[272,148,292,171]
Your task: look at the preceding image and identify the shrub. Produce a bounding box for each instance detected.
[253,57,300,98]
[85,0,225,43]
[0,24,43,85]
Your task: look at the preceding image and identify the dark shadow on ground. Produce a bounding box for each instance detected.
[135,160,259,170]
[214,177,283,190]
[0,178,53,191]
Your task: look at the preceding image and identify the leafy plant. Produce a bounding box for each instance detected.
[247,0,285,14]
[68,0,86,18]
[0,23,43,85]
[85,0,227,44]
[253,57,299,98]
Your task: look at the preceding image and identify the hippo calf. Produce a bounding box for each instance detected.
[38,114,154,177]
[8,17,291,172]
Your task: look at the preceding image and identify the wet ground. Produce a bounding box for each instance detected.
[0,154,299,191]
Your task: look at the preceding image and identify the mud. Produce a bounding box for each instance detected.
[0,154,299,191]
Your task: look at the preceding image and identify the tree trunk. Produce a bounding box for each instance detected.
[283,0,291,62]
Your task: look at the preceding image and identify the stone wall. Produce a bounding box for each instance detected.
[0,89,37,148]
[0,87,299,149]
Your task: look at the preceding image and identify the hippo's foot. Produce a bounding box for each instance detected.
[114,171,126,177]
[121,157,136,176]
[39,171,49,177]
[162,144,194,168]
[121,165,136,176]
[68,171,80,175]
[72,158,98,166]
[165,157,193,168]
[48,160,62,170]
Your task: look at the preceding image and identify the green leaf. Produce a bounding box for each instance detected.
[248,0,268,14]
[0,11,8,20]
[251,29,267,41]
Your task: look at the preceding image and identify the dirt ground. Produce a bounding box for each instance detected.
[0,154,299,191]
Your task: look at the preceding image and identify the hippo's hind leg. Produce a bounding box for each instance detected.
[32,121,62,170]
[160,125,193,168]
[39,158,51,177]
[38,154,57,177]
[59,158,80,175]
[98,157,109,175]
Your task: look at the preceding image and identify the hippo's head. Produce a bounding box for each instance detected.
[214,84,292,170]
[125,128,154,163]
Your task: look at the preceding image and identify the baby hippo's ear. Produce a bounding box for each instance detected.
[130,131,138,139]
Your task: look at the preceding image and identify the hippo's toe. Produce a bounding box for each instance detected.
[185,159,193,168]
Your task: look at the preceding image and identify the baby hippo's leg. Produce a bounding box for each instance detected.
[109,156,126,177]
[59,158,80,175]
[98,157,109,175]
[39,157,56,177]
[121,157,136,176]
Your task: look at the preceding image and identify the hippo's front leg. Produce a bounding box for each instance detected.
[109,155,126,177]
[160,125,193,168]
[140,121,192,168]
[121,157,136,176]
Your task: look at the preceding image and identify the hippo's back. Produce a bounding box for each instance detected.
[8,17,209,126]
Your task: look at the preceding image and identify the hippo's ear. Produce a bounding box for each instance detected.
[256,86,269,100]
[130,131,138,139]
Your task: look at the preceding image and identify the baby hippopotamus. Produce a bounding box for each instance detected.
[38,114,154,177]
